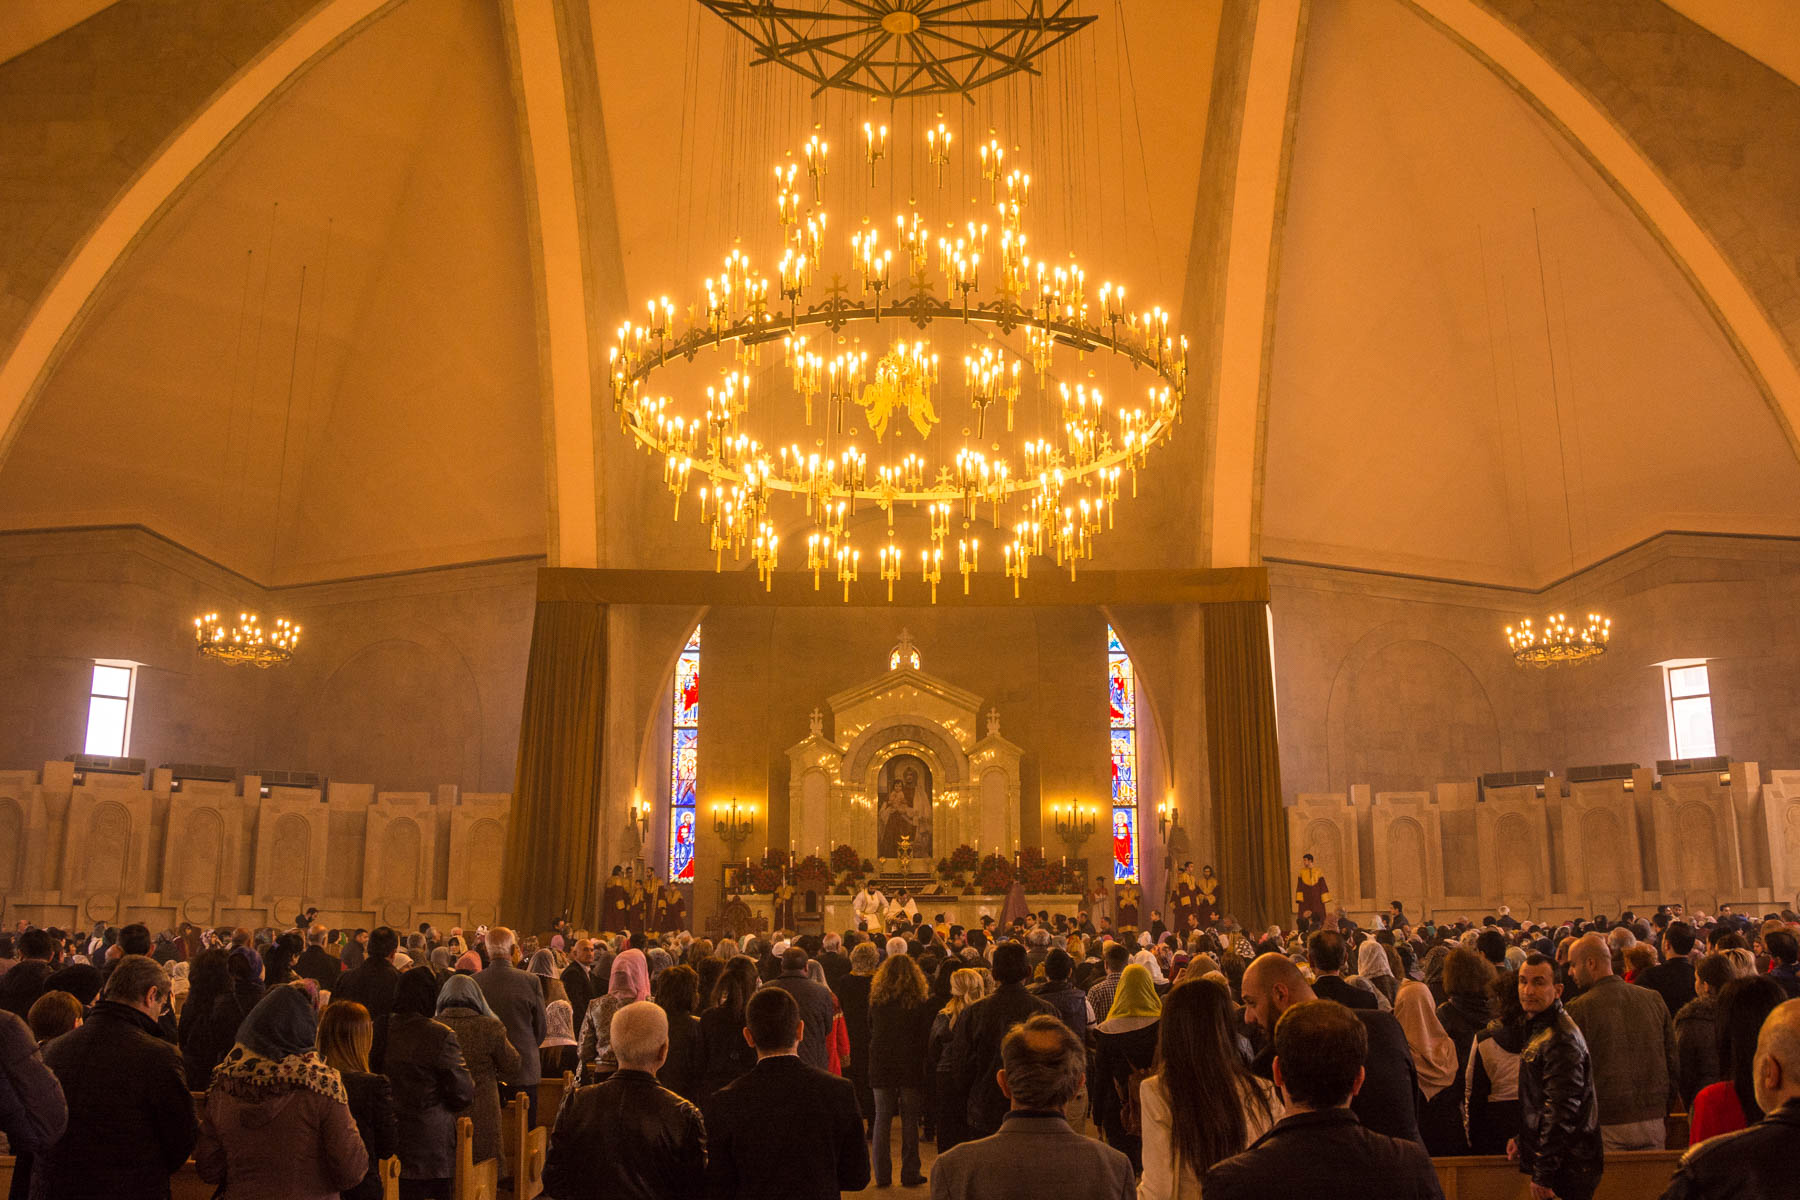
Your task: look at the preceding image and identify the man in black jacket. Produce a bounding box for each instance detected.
[33,956,198,1200]
[1637,921,1698,1017]
[334,926,402,1067]
[1241,952,1423,1144]
[1307,930,1378,1011]
[1659,997,1800,1200]
[763,944,836,1071]
[946,942,1056,1139]
[0,928,55,1020]
[545,1000,705,1200]
[1205,1000,1441,1199]
[294,923,343,992]
[1514,954,1603,1200]
[704,986,869,1200]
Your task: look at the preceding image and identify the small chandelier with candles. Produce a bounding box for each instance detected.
[194,611,301,668]
[1505,612,1610,669]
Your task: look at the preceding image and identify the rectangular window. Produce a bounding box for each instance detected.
[84,662,137,757]
[1663,662,1717,760]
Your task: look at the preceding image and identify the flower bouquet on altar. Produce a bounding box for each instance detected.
[830,843,862,893]
[972,853,1015,895]
[939,843,979,888]
[794,854,832,890]
[749,865,783,894]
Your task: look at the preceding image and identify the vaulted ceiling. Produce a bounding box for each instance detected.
[0,0,1794,589]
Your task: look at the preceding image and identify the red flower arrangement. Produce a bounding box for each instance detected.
[794,854,832,888]
[749,865,783,894]
[972,853,1016,894]
[945,844,980,872]
[830,843,862,873]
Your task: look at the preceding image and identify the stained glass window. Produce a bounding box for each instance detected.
[1108,625,1139,883]
[669,626,701,881]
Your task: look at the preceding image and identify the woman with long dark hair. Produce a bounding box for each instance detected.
[1138,977,1280,1200]
[1689,974,1787,1143]
[653,963,704,1102]
[179,948,232,1083]
[696,955,760,1102]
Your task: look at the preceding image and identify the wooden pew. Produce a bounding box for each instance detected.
[1432,1150,1683,1200]
[0,1156,400,1200]
[535,1070,574,1128]
[501,1093,548,1199]
[453,1115,499,1200]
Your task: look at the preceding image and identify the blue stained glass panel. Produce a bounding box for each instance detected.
[1106,626,1125,655]
[670,808,696,880]
[1112,805,1138,882]
[670,727,698,807]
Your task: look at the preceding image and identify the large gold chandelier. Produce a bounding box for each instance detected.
[1506,612,1610,668]
[609,116,1187,602]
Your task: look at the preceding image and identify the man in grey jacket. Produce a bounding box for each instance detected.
[475,926,547,1120]
[930,1013,1132,1200]
[1565,931,1678,1150]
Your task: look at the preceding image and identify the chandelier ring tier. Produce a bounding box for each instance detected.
[609,120,1188,603]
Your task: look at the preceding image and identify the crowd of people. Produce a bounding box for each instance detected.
[1,897,1798,1199]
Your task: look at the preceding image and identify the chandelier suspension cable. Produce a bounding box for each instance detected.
[1504,208,1610,667]
[1532,208,1577,575]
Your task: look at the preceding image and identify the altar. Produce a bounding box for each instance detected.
[785,632,1025,868]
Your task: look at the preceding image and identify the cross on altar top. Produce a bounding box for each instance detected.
[809,707,824,738]
[889,628,920,671]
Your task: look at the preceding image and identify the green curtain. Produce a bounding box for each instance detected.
[1203,600,1288,931]
[502,599,607,935]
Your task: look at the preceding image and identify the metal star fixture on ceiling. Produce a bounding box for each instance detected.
[698,0,1098,100]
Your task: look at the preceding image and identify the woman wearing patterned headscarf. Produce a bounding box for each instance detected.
[577,947,649,1082]
[526,948,568,1007]
[1357,937,1399,1006]
[194,984,368,1199]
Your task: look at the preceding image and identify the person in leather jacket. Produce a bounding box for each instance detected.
[1659,997,1800,1200]
[1512,954,1603,1200]
[544,1000,705,1200]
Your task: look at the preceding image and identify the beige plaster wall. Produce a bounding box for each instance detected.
[0,527,538,794]
[1270,533,1800,803]
[0,0,314,349]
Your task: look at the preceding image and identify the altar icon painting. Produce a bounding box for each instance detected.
[877,754,933,859]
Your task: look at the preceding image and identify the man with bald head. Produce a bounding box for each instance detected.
[1563,930,1678,1150]
[1658,998,1800,1199]
[1240,952,1423,1144]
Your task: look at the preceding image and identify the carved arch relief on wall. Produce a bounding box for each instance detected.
[380,817,421,927]
[177,807,226,923]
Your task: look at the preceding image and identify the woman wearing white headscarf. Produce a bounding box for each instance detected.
[1131,948,1168,987]
[1356,938,1398,1005]
[1394,979,1465,1155]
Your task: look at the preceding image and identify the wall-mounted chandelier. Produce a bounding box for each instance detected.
[609,113,1187,602]
[1506,612,1610,669]
[194,611,300,668]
